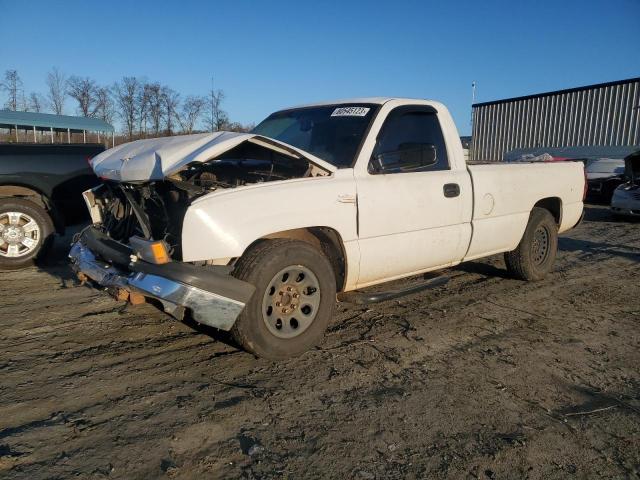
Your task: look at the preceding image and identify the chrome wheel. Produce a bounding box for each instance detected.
[0,211,41,258]
[531,225,550,265]
[262,265,321,339]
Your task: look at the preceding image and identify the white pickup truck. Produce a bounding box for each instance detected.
[70,98,585,359]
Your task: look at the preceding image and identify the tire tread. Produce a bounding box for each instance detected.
[504,207,558,282]
[230,238,335,359]
[229,239,297,353]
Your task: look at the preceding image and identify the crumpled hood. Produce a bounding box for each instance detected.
[91,131,336,182]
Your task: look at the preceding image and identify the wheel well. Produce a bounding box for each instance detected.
[0,185,61,232]
[260,227,347,291]
[0,185,47,208]
[533,197,562,225]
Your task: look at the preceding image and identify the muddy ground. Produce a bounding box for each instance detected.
[0,204,638,479]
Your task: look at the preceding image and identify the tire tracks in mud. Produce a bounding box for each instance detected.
[0,206,639,479]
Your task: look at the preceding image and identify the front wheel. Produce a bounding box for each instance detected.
[504,207,558,281]
[0,198,54,270]
[230,239,336,359]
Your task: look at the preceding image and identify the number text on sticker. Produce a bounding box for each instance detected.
[331,107,371,117]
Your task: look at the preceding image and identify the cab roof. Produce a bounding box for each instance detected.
[284,97,437,110]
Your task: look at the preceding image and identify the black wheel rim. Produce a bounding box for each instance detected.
[531,225,550,265]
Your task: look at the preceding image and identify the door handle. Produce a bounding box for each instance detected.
[443,183,460,198]
[337,194,357,204]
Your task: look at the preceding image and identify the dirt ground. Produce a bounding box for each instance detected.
[0,204,638,479]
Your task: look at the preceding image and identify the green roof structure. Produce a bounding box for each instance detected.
[0,110,114,145]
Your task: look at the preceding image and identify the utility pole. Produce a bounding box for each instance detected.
[470,81,477,128]
[211,75,215,133]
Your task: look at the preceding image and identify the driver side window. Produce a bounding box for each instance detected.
[369,107,449,174]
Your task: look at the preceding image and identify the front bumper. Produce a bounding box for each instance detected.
[69,229,255,330]
[611,189,640,217]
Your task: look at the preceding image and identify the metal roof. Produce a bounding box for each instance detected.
[0,110,114,133]
[472,77,640,108]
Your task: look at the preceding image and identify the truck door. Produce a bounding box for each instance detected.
[354,106,471,287]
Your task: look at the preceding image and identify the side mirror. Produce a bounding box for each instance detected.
[372,143,437,173]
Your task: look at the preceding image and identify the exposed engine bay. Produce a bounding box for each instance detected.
[91,144,319,260]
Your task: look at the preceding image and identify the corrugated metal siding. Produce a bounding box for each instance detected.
[470,78,640,161]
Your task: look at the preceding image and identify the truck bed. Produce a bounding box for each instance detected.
[0,143,103,225]
[464,160,585,260]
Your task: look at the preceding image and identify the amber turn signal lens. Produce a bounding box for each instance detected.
[150,242,170,264]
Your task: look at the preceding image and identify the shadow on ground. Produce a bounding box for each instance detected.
[35,223,84,284]
[454,260,512,279]
[583,203,640,223]
[559,237,640,262]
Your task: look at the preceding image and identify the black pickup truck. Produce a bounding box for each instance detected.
[0,143,103,269]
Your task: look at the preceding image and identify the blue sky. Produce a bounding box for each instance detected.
[1,0,638,135]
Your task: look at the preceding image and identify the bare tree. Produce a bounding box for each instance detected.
[67,76,100,117]
[94,87,114,124]
[225,121,255,133]
[163,87,180,135]
[146,83,164,135]
[179,95,206,134]
[137,82,151,136]
[1,70,23,111]
[0,69,246,140]
[206,85,228,131]
[29,92,45,112]
[113,77,140,140]
[46,67,67,115]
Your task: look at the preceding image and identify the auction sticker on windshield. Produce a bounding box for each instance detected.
[331,106,370,117]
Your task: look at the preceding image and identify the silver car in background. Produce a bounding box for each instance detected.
[611,151,640,219]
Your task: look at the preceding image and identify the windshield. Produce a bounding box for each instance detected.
[252,104,378,168]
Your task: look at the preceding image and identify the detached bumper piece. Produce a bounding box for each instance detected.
[69,228,255,330]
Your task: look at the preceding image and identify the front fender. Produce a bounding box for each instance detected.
[181,170,358,263]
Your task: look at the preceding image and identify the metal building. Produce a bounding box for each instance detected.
[470,77,640,161]
[0,110,115,146]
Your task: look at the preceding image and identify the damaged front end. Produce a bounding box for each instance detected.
[69,234,254,329]
[70,180,257,329]
[69,132,333,329]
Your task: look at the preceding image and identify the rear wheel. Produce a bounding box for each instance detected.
[504,207,558,281]
[0,198,54,270]
[231,239,336,360]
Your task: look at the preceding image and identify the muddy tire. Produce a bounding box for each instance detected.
[230,239,336,360]
[504,207,558,281]
[0,198,54,270]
